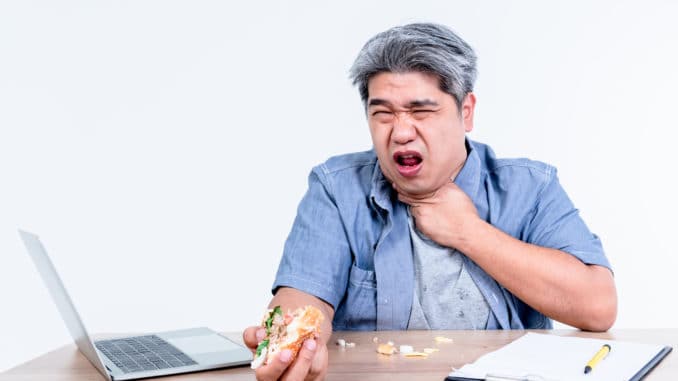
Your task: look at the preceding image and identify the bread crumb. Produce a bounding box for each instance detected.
[434,336,454,343]
[399,345,413,354]
[345,342,356,348]
[336,339,346,347]
[404,352,429,358]
[372,337,379,343]
[423,348,439,354]
[377,343,397,355]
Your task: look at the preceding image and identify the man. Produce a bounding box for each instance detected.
[243,23,617,381]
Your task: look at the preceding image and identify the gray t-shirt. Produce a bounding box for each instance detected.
[407,211,490,329]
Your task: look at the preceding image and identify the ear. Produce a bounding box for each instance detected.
[461,92,476,133]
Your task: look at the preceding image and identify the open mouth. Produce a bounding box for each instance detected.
[393,151,423,177]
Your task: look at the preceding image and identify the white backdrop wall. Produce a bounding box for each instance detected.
[2,0,677,372]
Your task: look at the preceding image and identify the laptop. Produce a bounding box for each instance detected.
[18,229,252,381]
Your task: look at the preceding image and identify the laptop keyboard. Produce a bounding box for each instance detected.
[95,335,198,374]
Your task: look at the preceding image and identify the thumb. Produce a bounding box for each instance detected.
[242,326,266,351]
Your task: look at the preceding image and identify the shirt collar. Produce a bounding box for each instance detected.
[369,155,393,213]
[369,138,482,212]
[454,139,482,202]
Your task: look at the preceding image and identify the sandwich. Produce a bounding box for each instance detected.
[251,305,324,369]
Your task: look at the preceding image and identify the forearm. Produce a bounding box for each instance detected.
[453,218,617,331]
[269,287,335,344]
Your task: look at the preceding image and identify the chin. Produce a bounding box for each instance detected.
[394,180,433,196]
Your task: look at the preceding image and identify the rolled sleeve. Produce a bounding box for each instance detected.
[524,169,611,270]
[272,166,352,309]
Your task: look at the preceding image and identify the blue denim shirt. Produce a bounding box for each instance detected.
[273,139,611,330]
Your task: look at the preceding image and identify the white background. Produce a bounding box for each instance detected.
[2,0,677,372]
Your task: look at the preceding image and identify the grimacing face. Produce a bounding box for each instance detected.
[367,71,476,196]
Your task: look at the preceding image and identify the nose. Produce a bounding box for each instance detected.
[391,113,417,144]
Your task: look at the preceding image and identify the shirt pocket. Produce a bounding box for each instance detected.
[339,263,377,330]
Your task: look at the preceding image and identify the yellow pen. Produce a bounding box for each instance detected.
[584,344,611,374]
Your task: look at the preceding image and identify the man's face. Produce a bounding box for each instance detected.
[367,71,476,196]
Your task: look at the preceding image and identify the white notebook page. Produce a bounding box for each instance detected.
[450,332,668,381]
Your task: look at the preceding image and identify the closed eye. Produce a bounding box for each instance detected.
[411,109,436,119]
[372,110,392,116]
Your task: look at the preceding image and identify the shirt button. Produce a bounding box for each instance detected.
[382,298,388,304]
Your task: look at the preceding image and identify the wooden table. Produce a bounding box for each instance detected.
[2,330,675,380]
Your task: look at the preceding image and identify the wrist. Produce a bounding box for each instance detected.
[449,215,486,253]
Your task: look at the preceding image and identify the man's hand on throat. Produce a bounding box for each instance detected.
[394,181,480,249]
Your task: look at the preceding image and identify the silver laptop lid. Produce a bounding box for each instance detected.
[18,230,112,381]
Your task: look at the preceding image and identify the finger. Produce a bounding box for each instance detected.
[307,344,328,381]
[281,339,317,381]
[243,326,266,351]
[256,349,294,381]
[445,181,461,191]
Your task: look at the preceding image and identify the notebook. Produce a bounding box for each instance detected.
[446,332,672,381]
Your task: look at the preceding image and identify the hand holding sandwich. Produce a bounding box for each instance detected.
[243,326,327,381]
[243,287,333,381]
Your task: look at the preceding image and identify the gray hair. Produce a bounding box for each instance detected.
[349,23,477,110]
